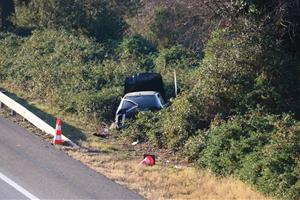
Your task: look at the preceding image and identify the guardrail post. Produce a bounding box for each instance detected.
[0,102,3,108]
[11,109,15,116]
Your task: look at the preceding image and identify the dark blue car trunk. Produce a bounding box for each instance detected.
[124,73,166,100]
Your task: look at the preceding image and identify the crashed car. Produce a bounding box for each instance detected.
[115,91,168,128]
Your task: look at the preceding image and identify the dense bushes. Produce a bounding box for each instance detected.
[128,1,214,53]
[121,111,165,147]
[1,1,300,199]
[118,13,300,200]
[117,34,157,58]
[13,0,140,41]
[160,95,197,150]
[122,107,300,200]
[0,30,201,123]
[0,30,120,122]
[116,34,157,72]
[157,23,300,151]
[199,111,300,200]
[4,30,104,95]
[0,31,23,80]
[193,26,300,122]
[154,45,200,98]
[74,87,122,122]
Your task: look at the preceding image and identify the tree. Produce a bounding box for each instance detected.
[0,0,15,29]
[12,0,142,41]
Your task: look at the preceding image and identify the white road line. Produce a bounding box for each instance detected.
[0,172,40,200]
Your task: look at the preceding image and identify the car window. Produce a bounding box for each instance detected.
[125,95,160,109]
[120,100,137,110]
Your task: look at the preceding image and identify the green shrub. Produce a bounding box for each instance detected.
[147,6,177,48]
[145,4,209,52]
[191,28,262,122]
[121,111,165,147]
[74,87,122,122]
[13,0,87,30]
[161,94,194,150]
[99,59,142,87]
[154,45,200,98]
[183,129,208,161]
[0,30,160,123]
[13,0,132,41]
[199,111,300,200]
[118,35,157,58]
[0,32,23,80]
[155,45,199,70]
[0,30,123,122]
[6,30,105,96]
[184,26,300,129]
[116,35,157,71]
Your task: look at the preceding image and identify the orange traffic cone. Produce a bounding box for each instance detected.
[53,118,63,145]
[139,154,155,166]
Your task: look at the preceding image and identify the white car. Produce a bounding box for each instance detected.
[115,91,168,128]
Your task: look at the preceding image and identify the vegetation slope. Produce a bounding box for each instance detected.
[0,1,299,199]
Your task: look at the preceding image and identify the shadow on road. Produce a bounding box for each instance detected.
[3,91,87,143]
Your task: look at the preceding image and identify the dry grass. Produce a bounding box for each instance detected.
[64,147,272,200]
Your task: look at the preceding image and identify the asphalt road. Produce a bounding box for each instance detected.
[0,116,143,200]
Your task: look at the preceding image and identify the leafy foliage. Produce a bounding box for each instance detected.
[199,111,300,200]
[13,0,141,41]
[116,34,157,71]
[121,111,165,147]
[0,31,23,80]
[161,95,192,150]
[154,45,200,98]
[128,1,216,53]
[1,1,300,199]
[118,34,157,57]
[0,30,120,122]
[167,23,300,136]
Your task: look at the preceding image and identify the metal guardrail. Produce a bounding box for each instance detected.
[0,91,76,146]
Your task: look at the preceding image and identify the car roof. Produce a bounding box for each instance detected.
[124,91,159,97]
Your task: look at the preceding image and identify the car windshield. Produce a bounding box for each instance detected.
[120,100,137,111]
[125,95,160,109]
